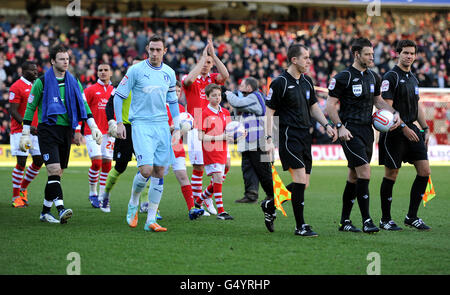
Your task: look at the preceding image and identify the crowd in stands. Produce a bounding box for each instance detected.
[0,10,448,144]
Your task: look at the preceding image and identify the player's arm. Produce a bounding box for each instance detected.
[105,89,118,138]
[207,39,229,84]
[114,69,135,139]
[20,78,43,151]
[167,79,181,145]
[325,95,352,141]
[183,46,209,88]
[310,102,336,141]
[417,101,429,145]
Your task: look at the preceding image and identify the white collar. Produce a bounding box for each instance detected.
[97,79,111,86]
[207,104,221,114]
[20,76,32,85]
[197,73,211,80]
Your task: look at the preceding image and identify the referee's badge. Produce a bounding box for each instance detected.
[306,90,310,100]
[352,84,362,97]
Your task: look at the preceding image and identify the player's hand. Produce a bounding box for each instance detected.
[107,120,118,138]
[424,130,430,146]
[402,126,419,142]
[91,127,103,145]
[337,126,353,141]
[390,112,401,131]
[19,126,32,152]
[74,132,83,146]
[116,122,126,140]
[171,129,181,145]
[206,39,215,57]
[325,125,337,142]
[265,138,275,162]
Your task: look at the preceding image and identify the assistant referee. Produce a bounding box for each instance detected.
[378,40,432,231]
[265,44,335,236]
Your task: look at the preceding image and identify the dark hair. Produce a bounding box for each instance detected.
[97,63,111,70]
[22,61,36,71]
[148,34,165,47]
[351,38,372,55]
[287,44,308,64]
[205,83,221,96]
[396,40,417,54]
[243,77,259,92]
[50,44,69,61]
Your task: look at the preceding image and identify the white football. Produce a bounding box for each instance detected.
[372,109,394,132]
[179,112,194,132]
[225,121,246,140]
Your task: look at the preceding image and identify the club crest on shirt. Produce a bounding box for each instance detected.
[352,84,362,97]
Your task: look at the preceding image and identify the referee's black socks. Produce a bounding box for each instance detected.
[408,175,429,218]
[290,182,306,229]
[380,177,395,221]
[340,181,356,224]
[43,175,64,213]
[356,178,371,222]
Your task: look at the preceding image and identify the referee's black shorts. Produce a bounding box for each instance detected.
[278,125,312,173]
[340,122,374,169]
[113,123,134,162]
[379,123,428,169]
[37,123,72,169]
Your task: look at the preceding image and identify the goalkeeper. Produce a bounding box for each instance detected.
[20,44,102,225]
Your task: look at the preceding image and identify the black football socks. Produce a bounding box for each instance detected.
[380,177,395,222]
[407,175,429,218]
[340,181,356,224]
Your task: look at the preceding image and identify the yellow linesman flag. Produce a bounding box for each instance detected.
[423,176,436,207]
[272,165,291,216]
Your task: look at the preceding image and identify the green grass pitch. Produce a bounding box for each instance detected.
[0,165,449,275]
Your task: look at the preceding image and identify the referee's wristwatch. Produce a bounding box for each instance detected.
[336,123,343,129]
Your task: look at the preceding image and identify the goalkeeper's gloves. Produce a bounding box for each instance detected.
[19,125,32,152]
[87,118,102,145]
[108,120,118,138]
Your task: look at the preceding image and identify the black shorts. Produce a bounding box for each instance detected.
[340,122,374,168]
[278,126,312,173]
[379,124,428,169]
[38,123,72,169]
[113,124,134,162]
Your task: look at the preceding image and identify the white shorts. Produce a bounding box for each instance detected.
[10,132,41,157]
[187,128,203,165]
[85,134,115,159]
[164,157,186,175]
[204,163,225,176]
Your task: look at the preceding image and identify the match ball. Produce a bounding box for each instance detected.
[225,121,246,140]
[372,109,394,133]
[179,112,194,132]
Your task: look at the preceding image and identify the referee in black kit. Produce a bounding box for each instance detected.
[378,40,432,231]
[265,44,335,236]
[326,38,400,234]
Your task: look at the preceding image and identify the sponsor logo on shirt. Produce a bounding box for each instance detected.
[381,80,389,92]
[328,78,336,90]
